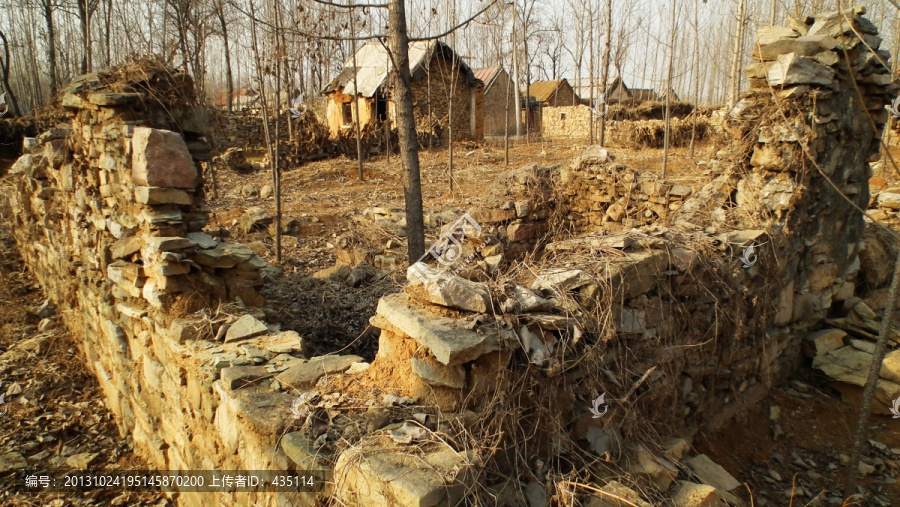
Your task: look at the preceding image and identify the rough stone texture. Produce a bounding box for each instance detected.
[410,356,466,389]
[406,262,492,313]
[766,53,835,86]
[374,293,502,366]
[131,127,197,189]
[334,443,474,507]
[673,481,724,507]
[275,355,362,388]
[7,67,293,507]
[224,315,268,342]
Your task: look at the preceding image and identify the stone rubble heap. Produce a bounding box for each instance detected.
[559,145,693,233]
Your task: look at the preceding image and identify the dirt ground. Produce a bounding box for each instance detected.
[0,168,169,506]
[1,135,900,505]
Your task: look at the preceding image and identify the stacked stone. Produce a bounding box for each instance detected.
[558,145,692,233]
[540,105,594,140]
[6,66,326,507]
[868,190,900,227]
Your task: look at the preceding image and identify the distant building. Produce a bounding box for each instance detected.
[629,88,662,103]
[322,41,483,141]
[473,66,519,136]
[571,77,630,106]
[526,79,580,107]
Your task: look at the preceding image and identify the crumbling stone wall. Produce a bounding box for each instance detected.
[7,64,317,506]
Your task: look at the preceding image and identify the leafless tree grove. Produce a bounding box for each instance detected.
[1,0,894,116]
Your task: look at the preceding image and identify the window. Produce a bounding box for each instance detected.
[560,113,567,121]
[342,102,353,125]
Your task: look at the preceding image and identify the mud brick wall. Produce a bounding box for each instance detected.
[410,53,483,141]
[7,68,315,507]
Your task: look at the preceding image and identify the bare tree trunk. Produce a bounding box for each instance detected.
[273,1,283,263]
[511,1,522,137]
[349,2,364,180]
[689,0,700,159]
[389,0,426,262]
[771,0,777,25]
[727,0,746,109]
[215,0,234,112]
[662,0,676,179]
[598,0,611,147]
[41,0,58,96]
[0,30,21,116]
[588,10,594,145]
[505,66,510,166]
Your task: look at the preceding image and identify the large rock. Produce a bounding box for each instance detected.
[411,356,465,389]
[766,53,835,86]
[372,293,503,366]
[335,443,474,507]
[134,186,193,205]
[224,314,268,342]
[193,242,254,268]
[275,355,362,388]
[803,328,846,356]
[752,35,837,61]
[755,26,799,46]
[876,192,900,210]
[673,481,724,507]
[683,455,741,502]
[131,127,197,189]
[237,207,275,234]
[406,263,491,313]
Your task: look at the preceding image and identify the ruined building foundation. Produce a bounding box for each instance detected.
[5,9,899,506]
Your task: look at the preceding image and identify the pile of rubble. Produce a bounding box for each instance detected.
[559,145,693,232]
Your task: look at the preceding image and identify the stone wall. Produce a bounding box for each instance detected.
[6,65,328,506]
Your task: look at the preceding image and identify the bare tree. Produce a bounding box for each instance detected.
[598,0,611,146]
[389,0,426,261]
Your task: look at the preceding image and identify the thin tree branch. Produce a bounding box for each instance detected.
[410,0,499,41]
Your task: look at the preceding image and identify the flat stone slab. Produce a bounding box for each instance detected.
[335,443,474,507]
[192,243,254,268]
[224,315,268,343]
[374,293,501,366]
[276,355,362,389]
[221,366,271,390]
[282,432,330,470]
[683,454,741,492]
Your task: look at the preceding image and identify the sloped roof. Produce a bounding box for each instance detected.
[323,40,478,98]
[473,66,503,89]
[527,80,569,103]
[631,89,661,102]
[571,77,626,101]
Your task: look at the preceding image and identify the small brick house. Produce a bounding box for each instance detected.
[526,79,581,108]
[473,66,519,137]
[322,41,483,142]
